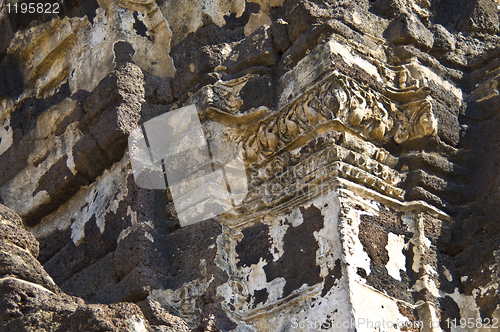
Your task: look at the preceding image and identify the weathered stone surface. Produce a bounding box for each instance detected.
[386,15,434,50]
[0,204,178,332]
[138,299,190,331]
[1,0,500,330]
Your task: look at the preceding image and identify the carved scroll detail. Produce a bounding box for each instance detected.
[172,283,201,319]
[206,75,254,114]
[238,144,405,215]
[378,63,438,143]
[239,71,436,165]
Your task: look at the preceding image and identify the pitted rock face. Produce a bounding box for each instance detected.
[1,0,500,330]
[0,204,179,331]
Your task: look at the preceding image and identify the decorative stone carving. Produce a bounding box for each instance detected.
[206,76,254,114]
[2,0,500,330]
[240,144,405,215]
[238,70,437,167]
[172,283,202,322]
[378,62,438,143]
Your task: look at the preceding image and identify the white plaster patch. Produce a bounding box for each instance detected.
[199,258,207,276]
[402,213,416,233]
[215,190,353,328]
[249,276,350,332]
[269,222,288,261]
[328,39,383,82]
[447,288,486,332]
[144,232,154,243]
[339,192,372,276]
[246,259,268,292]
[288,207,304,227]
[443,266,453,282]
[351,281,413,332]
[117,227,133,244]
[66,148,77,175]
[352,12,362,25]
[70,158,130,244]
[216,282,233,306]
[70,6,115,93]
[0,117,13,156]
[312,193,343,278]
[221,43,232,58]
[385,232,406,281]
[127,316,148,332]
[90,8,109,49]
[26,156,130,244]
[117,5,176,77]
[412,277,440,298]
[127,205,138,225]
[265,277,286,305]
[411,214,431,273]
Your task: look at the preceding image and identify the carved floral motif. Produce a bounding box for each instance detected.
[170,283,202,323]
[239,71,437,165]
[206,75,254,114]
[240,144,405,214]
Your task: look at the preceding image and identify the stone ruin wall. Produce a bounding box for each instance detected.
[0,0,500,331]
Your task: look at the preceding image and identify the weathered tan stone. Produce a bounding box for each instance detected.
[1,0,499,330]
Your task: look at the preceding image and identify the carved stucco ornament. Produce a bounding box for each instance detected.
[238,70,437,167]
[378,62,438,143]
[129,52,444,330]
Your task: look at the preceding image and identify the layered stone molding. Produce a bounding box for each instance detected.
[1,0,500,331]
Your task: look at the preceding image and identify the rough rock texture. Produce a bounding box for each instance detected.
[1,0,500,331]
[0,204,164,331]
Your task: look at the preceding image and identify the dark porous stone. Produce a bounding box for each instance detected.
[137,298,190,330]
[270,19,291,54]
[43,241,90,285]
[236,223,273,268]
[223,26,280,74]
[144,73,175,105]
[239,75,275,112]
[25,155,89,227]
[432,24,456,52]
[264,205,324,298]
[321,259,342,297]
[438,296,461,332]
[386,15,434,50]
[0,223,39,258]
[284,0,328,43]
[72,134,112,182]
[0,204,184,331]
[113,224,168,280]
[192,303,237,332]
[0,205,23,227]
[359,208,414,303]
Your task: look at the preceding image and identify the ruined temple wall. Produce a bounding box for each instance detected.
[1,0,500,331]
